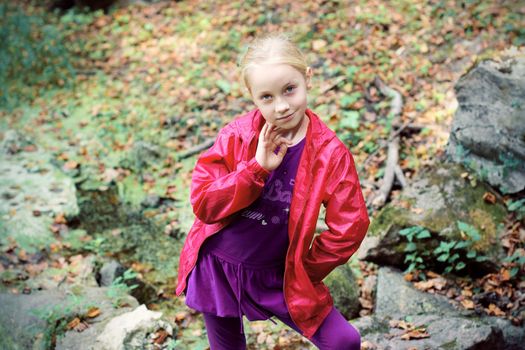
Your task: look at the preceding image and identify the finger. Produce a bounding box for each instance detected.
[261,122,268,135]
[264,123,274,141]
[275,136,290,149]
[276,142,288,158]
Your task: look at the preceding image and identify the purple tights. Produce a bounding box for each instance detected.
[202,307,361,350]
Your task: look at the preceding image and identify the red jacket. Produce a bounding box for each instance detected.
[176,108,369,338]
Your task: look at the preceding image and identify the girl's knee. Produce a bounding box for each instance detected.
[316,323,361,350]
[336,326,361,350]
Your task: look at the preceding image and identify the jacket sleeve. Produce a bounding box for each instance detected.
[303,148,370,283]
[190,124,270,224]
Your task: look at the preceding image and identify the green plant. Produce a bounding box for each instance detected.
[83,236,107,254]
[503,250,525,279]
[433,221,488,274]
[0,4,75,109]
[107,268,139,307]
[399,226,431,273]
[507,198,525,221]
[31,294,90,349]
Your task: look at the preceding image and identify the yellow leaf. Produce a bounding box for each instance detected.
[461,299,475,309]
[67,317,81,330]
[86,307,101,318]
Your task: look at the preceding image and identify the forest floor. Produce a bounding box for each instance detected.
[1,0,524,349]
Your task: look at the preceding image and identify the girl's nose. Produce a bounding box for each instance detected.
[275,98,290,114]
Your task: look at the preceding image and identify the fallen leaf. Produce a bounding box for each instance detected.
[361,340,378,350]
[410,207,424,214]
[67,317,81,330]
[483,192,496,204]
[487,303,505,316]
[312,39,327,51]
[426,271,441,278]
[17,249,29,262]
[461,289,473,297]
[174,311,188,322]
[389,319,415,331]
[74,321,89,332]
[461,299,475,309]
[63,160,79,170]
[86,307,101,318]
[414,277,447,291]
[404,272,415,282]
[153,329,169,344]
[359,297,374,309]
[54,213,67,225]
[400,328,430,340]
[500,269,511,282]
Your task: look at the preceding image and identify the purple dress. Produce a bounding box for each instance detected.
[185,137,306,329]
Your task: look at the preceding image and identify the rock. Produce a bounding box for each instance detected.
[141,194,161,209]
[485,316,525,350]
[356,236,380,261]
[447,52,525,194]
[94,304,172,350]
[363,162,507,274]
[375,267,459,318]
[98,260,126,287]
[0,287,138,350]
[324,263,360,319]
[27,254,99,290]
[122,141,162,173]
[355,267,524,349]
[355,314,502,350]
[0,130,34,155]
[0,133,79,252]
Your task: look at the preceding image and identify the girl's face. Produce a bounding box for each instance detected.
[248,63,312,138]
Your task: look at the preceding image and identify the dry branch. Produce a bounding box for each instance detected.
[367,77,406,209]
[178,138,215,159]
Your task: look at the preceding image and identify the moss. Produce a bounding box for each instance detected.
[369,206,409,237]
[325,264,360,319]
[357,318,390,337]
[468,208,498,251]
[441,339,458,349]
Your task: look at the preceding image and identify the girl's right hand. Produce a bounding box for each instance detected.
[255,123,293,172]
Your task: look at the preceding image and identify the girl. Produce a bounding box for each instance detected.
[176,33,370,349]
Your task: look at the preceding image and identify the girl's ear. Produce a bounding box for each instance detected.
[306,67,313,89]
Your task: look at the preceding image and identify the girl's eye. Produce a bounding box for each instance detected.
[285,85,296,94]
[261,94,272,101]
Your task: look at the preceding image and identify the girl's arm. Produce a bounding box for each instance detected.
[190,124,270,224]
[303,149,370,284]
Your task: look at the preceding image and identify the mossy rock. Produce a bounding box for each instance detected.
[364,162,507,274]
[324,263,360,320]
[0,134,79,253]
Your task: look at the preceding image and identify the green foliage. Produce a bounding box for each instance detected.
[434,221,488,274]
[507,198,525,220]
[339,110,360,130]
[83,236,108,254]
[106,268,139,307]
[32,294,92,349]
[400,222,489,275]
[503,250,525,279]
[399,226,431,274]
[0,4,75,109]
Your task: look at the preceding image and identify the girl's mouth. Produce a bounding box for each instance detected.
[277,112,294,121]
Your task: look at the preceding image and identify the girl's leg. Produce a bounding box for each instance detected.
[275,307,361,350]
[202,313,246,350]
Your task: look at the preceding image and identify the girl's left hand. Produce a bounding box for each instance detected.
[255,123,293,172]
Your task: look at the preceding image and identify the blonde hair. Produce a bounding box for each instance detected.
[239,33,308,91]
